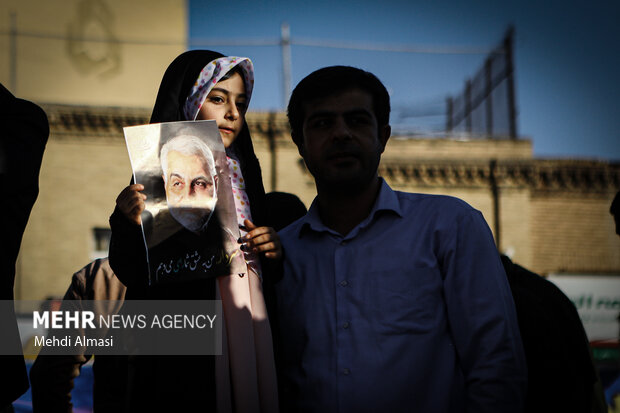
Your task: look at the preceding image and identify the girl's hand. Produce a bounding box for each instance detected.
[242,219,282,260]
[116,184,146,226]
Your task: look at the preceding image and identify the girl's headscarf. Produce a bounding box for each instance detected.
[183,56,254,121]
[150,50,266,225]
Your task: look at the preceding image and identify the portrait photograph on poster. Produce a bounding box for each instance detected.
[123,120,243,285]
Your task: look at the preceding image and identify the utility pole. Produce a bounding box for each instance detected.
[465,79,472,135]
[445,96,453,134]
[268,113,277,191]
[504,26,517,140]
[280,22,292,107]
[489,159,501,250]
[485,57,493,138]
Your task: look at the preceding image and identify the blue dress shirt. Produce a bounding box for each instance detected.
[274,179,526,413]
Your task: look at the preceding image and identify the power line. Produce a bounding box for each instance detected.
[292,38,498,55]
[189,37,279,47]
[1,30,499,55]
[0,29,185,46]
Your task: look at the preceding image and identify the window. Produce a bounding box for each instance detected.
[91,227,111,260]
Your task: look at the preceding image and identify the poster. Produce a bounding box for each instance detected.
[547,274,620,341]
[123,120,243,285]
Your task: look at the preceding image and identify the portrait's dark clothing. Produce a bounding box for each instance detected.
[110,208,234,298]
[0,84,48,407]
[30,258,127,412]
[501,255,607,413]
[149,221,235,286]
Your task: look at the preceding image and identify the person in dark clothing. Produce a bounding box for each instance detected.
[0,83,48,410]
[501,255,607,413]
[611,190,620,236]
[108,51,279,411]
[264,192,307,232]
[606,191,620,410]
[30,258,127,412]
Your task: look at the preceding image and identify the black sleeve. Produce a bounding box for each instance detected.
[0,84,49,407]
[108,207,149,291]
[30,353,90,413]
[30,268,91,413]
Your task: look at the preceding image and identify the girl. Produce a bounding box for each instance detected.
[109,50,279,412]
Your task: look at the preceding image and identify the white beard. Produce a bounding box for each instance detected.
[167,197,217,233]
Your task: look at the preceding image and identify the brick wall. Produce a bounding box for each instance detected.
[530,191,620,275]
[17,133,132,299]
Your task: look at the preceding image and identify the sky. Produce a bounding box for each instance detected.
[188,0,620,161]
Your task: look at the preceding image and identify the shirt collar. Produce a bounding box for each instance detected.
[298,178,402,238]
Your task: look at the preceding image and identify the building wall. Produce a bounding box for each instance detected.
[16,132,132,299]
[0,0,186,107]
[500,187,532,267]
[384,137,532,161]
[531,191,620,274]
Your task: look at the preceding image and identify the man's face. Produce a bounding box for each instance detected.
[298,88,390,193]
[164,150,217,232]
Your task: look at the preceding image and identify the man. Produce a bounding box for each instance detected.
[160,134,218,233]
[606,191,620,410]
[501,255,607,413]
[273,66,527,412]
[611,190,620,236]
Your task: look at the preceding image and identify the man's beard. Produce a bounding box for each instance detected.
[168,197,217,233]
[309,151,381,196]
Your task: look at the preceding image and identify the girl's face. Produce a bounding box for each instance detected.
[197,71,248,148]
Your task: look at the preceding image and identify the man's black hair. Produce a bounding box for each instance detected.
[287,66,390,147]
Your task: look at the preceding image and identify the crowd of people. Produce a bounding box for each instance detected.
[2,49,617,412]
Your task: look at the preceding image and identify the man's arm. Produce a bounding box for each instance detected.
[441,209,527,413]
[30,354,90,413]
[30,267,92,412]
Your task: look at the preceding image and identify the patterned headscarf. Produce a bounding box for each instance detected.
[183,57,254,121]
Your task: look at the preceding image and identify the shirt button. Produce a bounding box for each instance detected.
[339,280,348,287]
[342,368,350,375]
[342,322,349,329]
[341,240,347,246]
